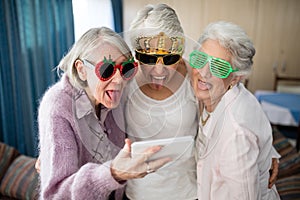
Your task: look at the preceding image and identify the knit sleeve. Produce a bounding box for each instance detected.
[38,83,124,200]
[39,113,124,199]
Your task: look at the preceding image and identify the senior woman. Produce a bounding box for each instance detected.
[123,4,198,199]
[189,21,280,199]
[38,27,170,199]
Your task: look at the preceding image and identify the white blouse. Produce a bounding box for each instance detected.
[124,76,198,200]
[196,84,280,200]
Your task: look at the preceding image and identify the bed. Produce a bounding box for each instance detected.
[255,73,300,150]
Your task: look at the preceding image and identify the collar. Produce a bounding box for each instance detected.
[73,87,110,125]
[197,84,242,158]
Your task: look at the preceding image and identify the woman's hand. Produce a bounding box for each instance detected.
[35,157,41,173]
[268,158,279,188]
[110,139,171,182]
[35,138,171,182]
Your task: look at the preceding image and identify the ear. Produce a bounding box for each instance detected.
[230,75,243,86]
[75,60,87,81]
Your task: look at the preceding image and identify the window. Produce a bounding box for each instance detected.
[72,0,114,40]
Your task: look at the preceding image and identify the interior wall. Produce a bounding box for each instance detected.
[123,0,300,92]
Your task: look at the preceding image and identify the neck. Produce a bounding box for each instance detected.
[201,100,219,113]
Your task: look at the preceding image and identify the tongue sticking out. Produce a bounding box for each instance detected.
[106,90,120,102]
[151,77,165,90]
[197,80,209,90]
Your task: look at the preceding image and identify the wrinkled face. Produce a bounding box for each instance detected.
[76,43,131,108]
[191,39,235,109]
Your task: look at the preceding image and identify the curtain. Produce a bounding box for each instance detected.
[0,0,74,156]
[111,0,123,33]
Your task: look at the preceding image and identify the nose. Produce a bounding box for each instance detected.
[111,69,123,83]
[152,57,165,74]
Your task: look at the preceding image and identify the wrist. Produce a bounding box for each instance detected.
[110,165,126,184]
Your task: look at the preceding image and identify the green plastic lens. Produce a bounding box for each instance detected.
[189,50,238,78]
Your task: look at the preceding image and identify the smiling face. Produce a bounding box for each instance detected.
[191,39,240,111]
[133,32,185,92]
[139,57,181,90]
[75,43,129,109]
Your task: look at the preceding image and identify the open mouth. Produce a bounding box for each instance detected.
[197,79,211,90]
[151,76,166,86]
[106,90,120,102]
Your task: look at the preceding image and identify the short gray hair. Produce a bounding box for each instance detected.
[197,21,255,77]
[58,27,132,88]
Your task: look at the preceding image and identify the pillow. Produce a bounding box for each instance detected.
[0,155,39,200]
[276,174,300,200]
[0,142,20,181]
[272,127,300,178]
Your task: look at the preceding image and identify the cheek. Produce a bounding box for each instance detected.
[86,73,106,99]
[141,65,151,74]
[140,65,153,81]
[211,79,228,96]
[191,69,200,85]
[164,65,179,80]
[87,72,99,90]
[191,69,198,79]
[222,77,232,89]
[94,83,105,97]
[92,82,109,105]
[167,66,177,75]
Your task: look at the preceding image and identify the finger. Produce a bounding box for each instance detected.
[35,159,41,173]
[141,145,163,160]
[268,171,275,188]
[270,167,278,181]
[124,138,132,152]
[131,145,164,164]
[147,157,172,172]
[272,159,279,174]
[268,159,279,188]
[271,159,279,178]
[268,176,276,188]
[116,139,132,159]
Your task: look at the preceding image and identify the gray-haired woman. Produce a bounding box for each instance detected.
[38,27,170,200]
[190,21,280,199]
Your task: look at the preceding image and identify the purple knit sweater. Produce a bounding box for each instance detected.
[38,75,126,200]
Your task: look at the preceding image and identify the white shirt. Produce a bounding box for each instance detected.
[124,77,198,200]
[196,84,280,200]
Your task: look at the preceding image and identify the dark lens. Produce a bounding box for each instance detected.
[122,63,136,78]
[163,54,181,65]
[99,63,114,79]
[136,52,157,65]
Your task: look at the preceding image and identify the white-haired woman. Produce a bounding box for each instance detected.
[190,21,280,199]
[123,4,198,200]
[38,27,170,200]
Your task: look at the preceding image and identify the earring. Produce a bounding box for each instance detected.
[228,84,233,90]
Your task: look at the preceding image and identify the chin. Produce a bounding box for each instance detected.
[195,93,204,102]
[195,90,209,101]
[105,101,120,109]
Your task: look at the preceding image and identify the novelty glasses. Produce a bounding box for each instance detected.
[135,50,181,66]
[82,57,138,81]
[189,50,239,79]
